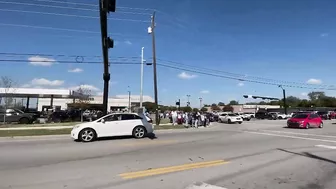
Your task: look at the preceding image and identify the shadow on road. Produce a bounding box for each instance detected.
[277,148,336,165]
[96,133,158,142]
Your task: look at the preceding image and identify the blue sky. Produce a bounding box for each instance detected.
[0,0,335,107]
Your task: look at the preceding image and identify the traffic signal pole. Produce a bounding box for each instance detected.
[99,0,115,115]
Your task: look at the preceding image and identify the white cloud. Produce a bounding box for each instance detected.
[237,82,244,87]
[178,72,197,79]
[320,33,329,37]
[200,90,209,94]
[28,56,56,66]
[306,78,322,85]
[68,68,83,73]
[31,78,64,86]
[301,92,307,96]
[70,84,100,92]
[124,40,132,45]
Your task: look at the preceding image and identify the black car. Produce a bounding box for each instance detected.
[317,111,330,120]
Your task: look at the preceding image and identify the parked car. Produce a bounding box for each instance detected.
[0,108,37,124]
[317,111,331,120]
[287,113,323,129]
[71,113,154,142]
[255,112,269,119]
[235,112,251,121]
[219,113,243,124]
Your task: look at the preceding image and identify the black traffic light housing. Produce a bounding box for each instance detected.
[106,37,114,48]
[243,95,248,98]
[104,0,116,12]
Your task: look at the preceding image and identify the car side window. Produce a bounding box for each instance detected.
[104,114,120,122]
[121,114,137,120]
[312,114,319,118]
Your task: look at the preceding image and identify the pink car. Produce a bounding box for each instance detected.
[287,113,323,129]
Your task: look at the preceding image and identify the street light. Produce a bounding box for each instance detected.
[140,47,144,108]
[199,97,203,110]
[186,94,191,107]
[128,86,131,113]
[278,85,287,115]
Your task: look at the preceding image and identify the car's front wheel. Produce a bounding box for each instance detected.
[19,117,30,124]
[79,128,96,142]
[319,122,323,128]
[133,126,147,139]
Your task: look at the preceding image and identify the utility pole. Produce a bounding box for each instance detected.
[186,95,190,107]
[99,0,116,116]
[279,85,287,115]
[128,91,131,113]
[199,97,203,110]
[140,47,144,108]
[148,11,159,125]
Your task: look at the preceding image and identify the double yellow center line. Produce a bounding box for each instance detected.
[119,160,229,179]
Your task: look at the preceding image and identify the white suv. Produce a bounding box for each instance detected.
[71,113,153,142]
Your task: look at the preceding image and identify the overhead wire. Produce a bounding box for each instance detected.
[156,63,336,91]
[0,8,150,22]
[157,58,334,88]
[0,1,152,16]
[0,59,141,65]
[0,23,146,38]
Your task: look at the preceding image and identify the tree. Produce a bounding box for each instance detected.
[192,108,199,112]
[200,107,208,112]
[143,102,156,112]
[222,105,234,112]
[285,96,302,107]
[211,104,221,111]
[74,86,92,109]
[181,106,192,112]
[218,102,225,106]
[0,76,16,123]
[228,100,239,105]
[308,91,325,101]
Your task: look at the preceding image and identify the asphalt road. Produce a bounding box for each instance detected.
[0,119,336,189]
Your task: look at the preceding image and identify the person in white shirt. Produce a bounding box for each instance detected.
[172,111,177,125]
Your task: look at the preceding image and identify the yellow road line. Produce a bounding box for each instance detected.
[119,160,229,179]
[121,140,177,146]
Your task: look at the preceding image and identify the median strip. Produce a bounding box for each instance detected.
[119,160,229,179]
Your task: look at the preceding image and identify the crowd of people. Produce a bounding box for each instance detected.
[163,110,211,128]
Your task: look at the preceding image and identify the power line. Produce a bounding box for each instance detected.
[0,1,152,16]
[0,59,141,65]
[0,52,140,59]
[0,8,150,22]
[34,0,155,11]
[156,63,336,91]
[157,58,333,88]
[0,23,145,38]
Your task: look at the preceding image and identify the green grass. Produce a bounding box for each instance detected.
[0,122,80,128]
[0,128,72,137]
[0,124,187,137]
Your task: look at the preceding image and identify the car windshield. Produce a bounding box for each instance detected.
[293,114,309,118]
[228,114,236,116]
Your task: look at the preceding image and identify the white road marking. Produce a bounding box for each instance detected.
[315,145,336,149]
[244,131,336,143]
[185,183,227,189]
[259,130,336,138]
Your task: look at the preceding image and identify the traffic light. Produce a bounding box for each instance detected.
[107,37,114,48]
[252,96,257,99]
[176,102,180,106]
[243,95,248,98]
[104,0,116,13]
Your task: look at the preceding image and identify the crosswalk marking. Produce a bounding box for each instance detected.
[185,182,227,189]
[315,144,336,149]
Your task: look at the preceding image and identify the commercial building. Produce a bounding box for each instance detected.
[0,88,154,112]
